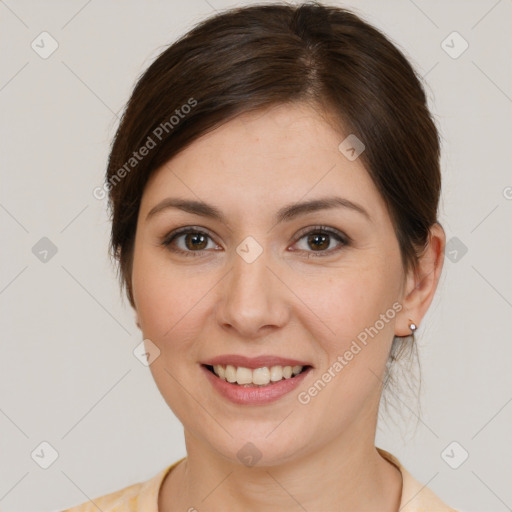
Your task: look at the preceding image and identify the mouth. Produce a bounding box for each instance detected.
[202,363,313,388]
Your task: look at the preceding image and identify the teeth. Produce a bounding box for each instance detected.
[253,367,270,385]
[214,364,226,380]
[236,366,253,385]
[224,364,237,383]
[212,364,304,386]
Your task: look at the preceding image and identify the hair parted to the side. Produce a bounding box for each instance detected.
[105,2,442,411]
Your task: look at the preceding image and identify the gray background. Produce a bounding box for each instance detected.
[0,1,511,511]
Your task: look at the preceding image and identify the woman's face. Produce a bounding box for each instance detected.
[131,103,411,465]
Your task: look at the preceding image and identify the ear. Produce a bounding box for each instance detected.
[134,311,141,330]
[395,223,446,336]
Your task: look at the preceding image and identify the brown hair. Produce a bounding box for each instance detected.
[105,2,441,390]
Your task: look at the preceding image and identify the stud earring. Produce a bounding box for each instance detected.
[408,320,417,333]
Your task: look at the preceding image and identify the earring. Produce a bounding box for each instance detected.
[408,320,417,333]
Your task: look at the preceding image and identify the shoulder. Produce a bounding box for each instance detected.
[377,448,460,512]
[60,479,146,512]
[60,460,183,512]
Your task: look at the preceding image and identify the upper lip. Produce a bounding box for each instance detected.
[201,354,313,370]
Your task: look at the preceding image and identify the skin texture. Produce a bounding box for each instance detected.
[130,103,445,511]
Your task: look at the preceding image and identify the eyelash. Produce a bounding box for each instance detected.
[160,225,350,258]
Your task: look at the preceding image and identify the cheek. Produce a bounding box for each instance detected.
[132,245,213,349]
[132,244,180,335]
[303,261,402,398]
[312,263,399,340]
[299,265,401,418]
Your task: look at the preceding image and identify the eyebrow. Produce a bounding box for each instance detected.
[146,196,371,224]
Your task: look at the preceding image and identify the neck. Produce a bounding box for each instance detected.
[159,429,402,512]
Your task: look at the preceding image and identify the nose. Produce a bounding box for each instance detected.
[215,245,290,338]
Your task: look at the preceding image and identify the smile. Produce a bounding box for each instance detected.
[205,363,310,387]
[201,363,313,405]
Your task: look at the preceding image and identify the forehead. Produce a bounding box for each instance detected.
[140,103,388,222]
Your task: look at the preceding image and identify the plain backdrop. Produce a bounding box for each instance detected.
[0,1,511,511]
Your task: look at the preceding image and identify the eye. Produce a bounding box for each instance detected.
[291,226,349,257]
[161,227,220,257]
[161,225,350,258]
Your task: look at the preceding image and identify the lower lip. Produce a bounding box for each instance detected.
[201,365,312,405]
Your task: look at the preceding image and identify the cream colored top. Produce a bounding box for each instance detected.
[61,448,459,511]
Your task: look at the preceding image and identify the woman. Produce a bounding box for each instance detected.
[64,2,457,511]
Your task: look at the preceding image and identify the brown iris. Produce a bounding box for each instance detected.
[185,232,208,251]
[308,233,329,251]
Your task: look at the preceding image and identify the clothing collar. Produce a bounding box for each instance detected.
[377,448,457,511]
